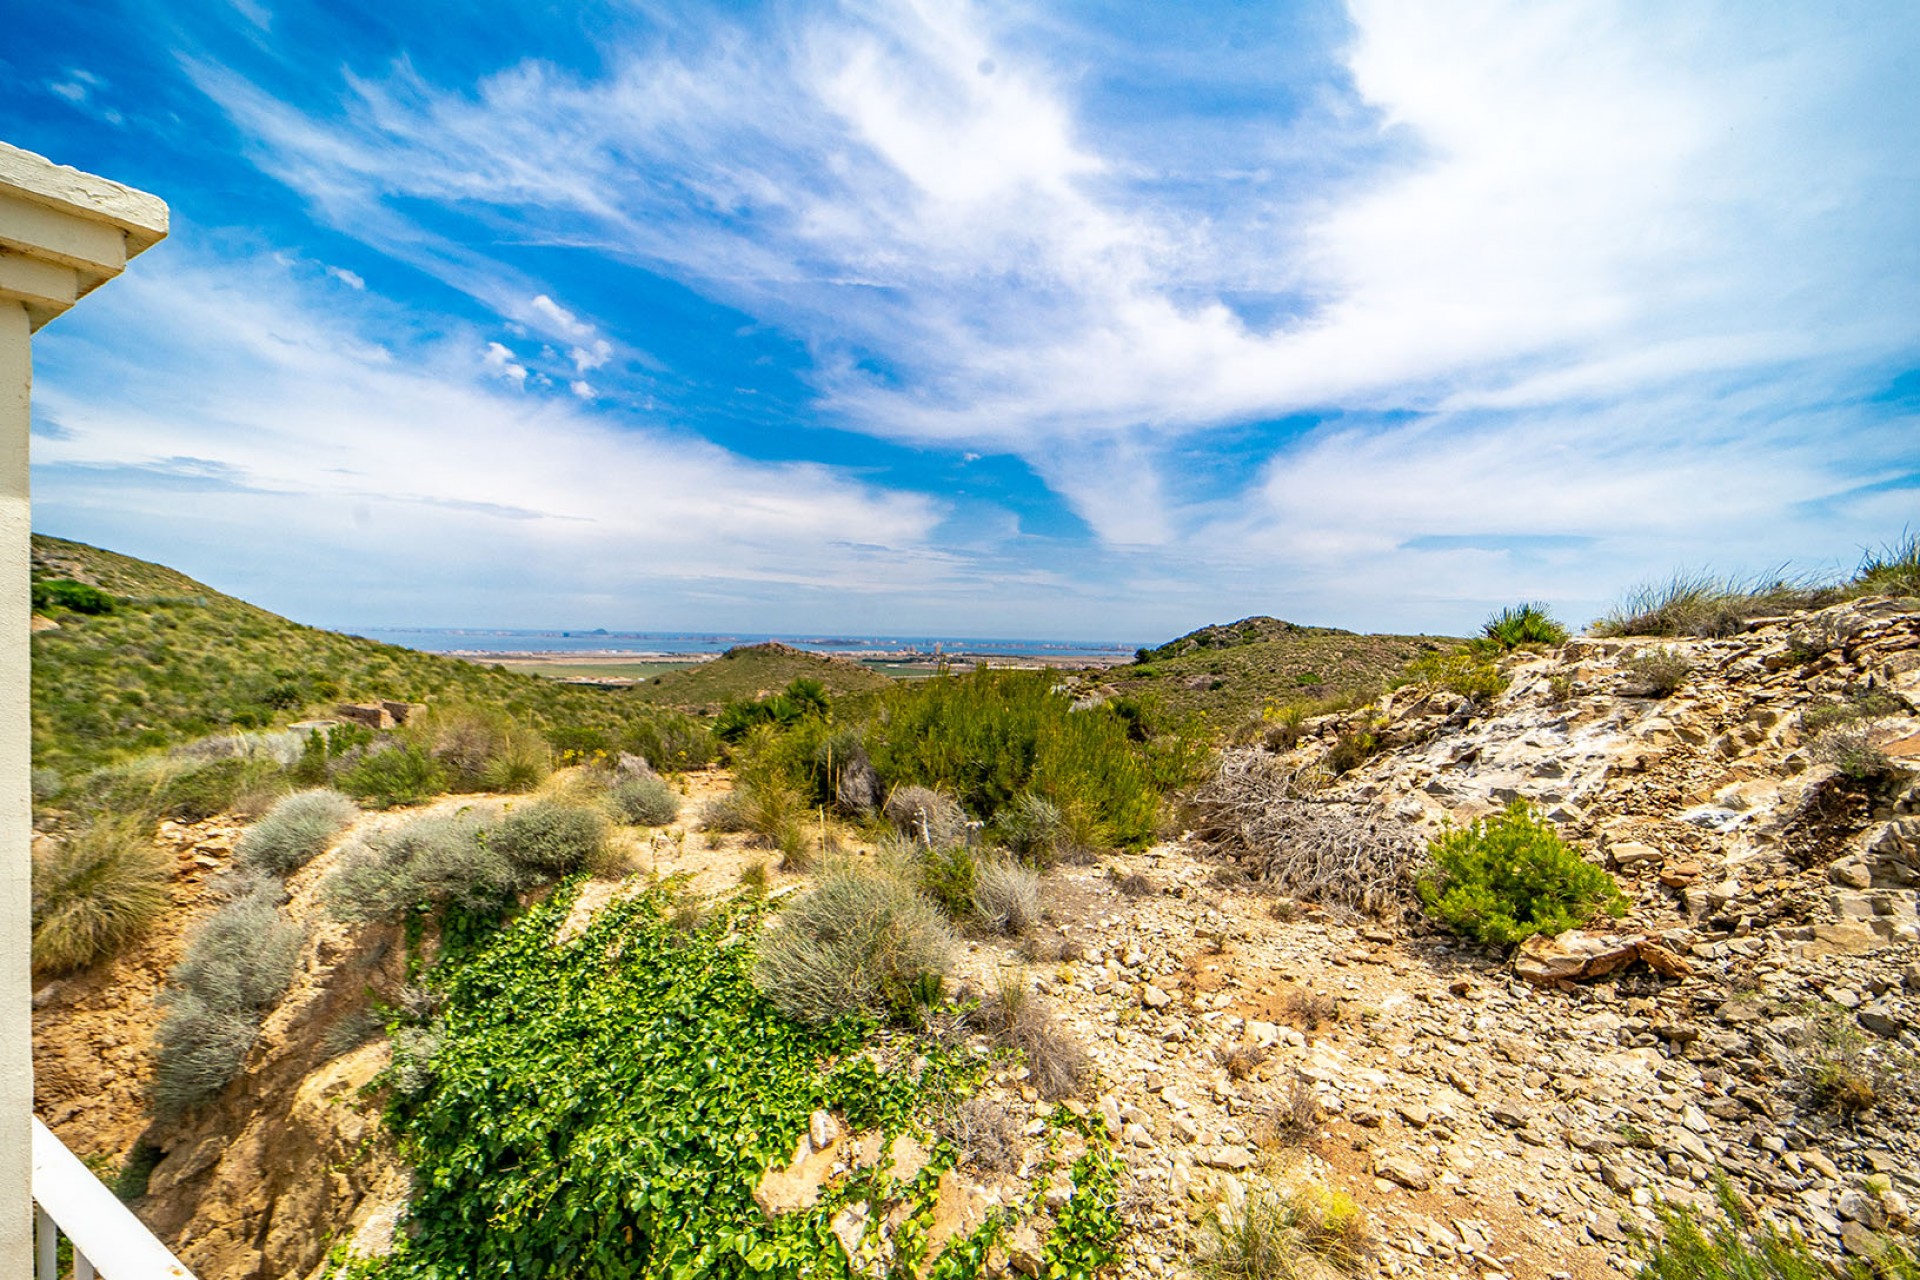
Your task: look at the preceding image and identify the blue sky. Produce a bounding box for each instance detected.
[4,1,1917,641]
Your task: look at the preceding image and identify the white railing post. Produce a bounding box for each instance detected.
[30,1118,196,1278]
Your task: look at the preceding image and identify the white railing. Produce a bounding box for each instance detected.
[30,1118,195,1279]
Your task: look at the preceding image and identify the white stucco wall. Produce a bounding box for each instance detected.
[0,142,166,1277]
[0,295,29,1280]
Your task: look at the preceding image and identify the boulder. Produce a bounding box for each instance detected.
[1513,930,1693,984]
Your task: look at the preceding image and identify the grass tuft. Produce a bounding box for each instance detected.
[31,817,172,973]
[1199,1182,1372,1280]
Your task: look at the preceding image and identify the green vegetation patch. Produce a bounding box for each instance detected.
[361,882,1058,1278]
[633,642,893,714]
[1109,630,1453,731]
[28,535,709,777]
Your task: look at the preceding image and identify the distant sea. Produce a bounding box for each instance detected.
[352,627,1140,663]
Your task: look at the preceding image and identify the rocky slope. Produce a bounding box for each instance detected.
[30,594,1920,1278]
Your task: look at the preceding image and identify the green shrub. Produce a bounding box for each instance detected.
[993,792,1065,864]
[1852,531,1920,598]
[31,818,172,973]
[1199,1182,1372,1280]
[714,677,833,743]
[324,811,514,920]
[972,858,1042,935]
[1622,649,1690,698]
[1416,801,1627,946]
[1405,649,1506,701]
[152,880,304,1114]
[621,712,718,773]
[30,768,63,803]
[235,789,359,875]
[609,774,679,826]
[1800,691,1905,735]
[911,843,979,919]
[489,800,609,879]
[157,755,288,822]
[1639,1180,1917,1280]
[32,578,115,614]
[753,866,953,1026]
[865,669,1159,848]
[337,744,447,809]
[1483,603,1568,650]
[1323,728,1378,775]
[411,705,551,793]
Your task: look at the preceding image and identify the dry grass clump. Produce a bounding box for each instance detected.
[1788,1005,1914,1119]
[1620,649,1691,698]
[1592,573,1837,639]
[752,865,954,1026]
[1853,530,1920,598]
[1114,871,1156,897]
[152,878,304,1115]
[939,1097,1024,1174]
[1199,1182,1372,1280]
[31,817,172,974]
[699,791,749,832]
[976,978,1088,1100]
[235,788,359,875]
[972,857,1042,935]
[883,785,967,847]
[1189,751,1427,918]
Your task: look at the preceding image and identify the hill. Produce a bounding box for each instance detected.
[28,535,683,776]
[1109,620,1456,728]
[628,641,894,714]
[1136,614,1352,661]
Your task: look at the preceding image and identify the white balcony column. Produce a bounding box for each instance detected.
[0,140,166,1276]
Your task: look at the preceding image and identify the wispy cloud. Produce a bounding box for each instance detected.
[22,0,1919,635]
[29,250,967,627]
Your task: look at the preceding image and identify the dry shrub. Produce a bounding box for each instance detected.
[977,979,1088,1100]
[939,1097,1023,1175]
[699,791,750,832]
[608,774,680,826]
[1809,726,1895,781]
[152,879,304,1115]
[1284,987,1339,1031]
[972,857,1042,935]
[1189,751,1427,918]
[235,788,359,875]
[1251,1074,1321,1149]
[752,865,954,1026]
[1115,871,1156,897]
[490,799,610,877]
[883,785,967,847]
[324,810,513,920]
[31,817,172,974]
[1217,1042,1271,1081]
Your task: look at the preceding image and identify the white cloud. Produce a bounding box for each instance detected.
[30,251,962,627]
[325,265,366,290]
[481,341,528,386]
[569,379,593,399]
[162,2,1920,628]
